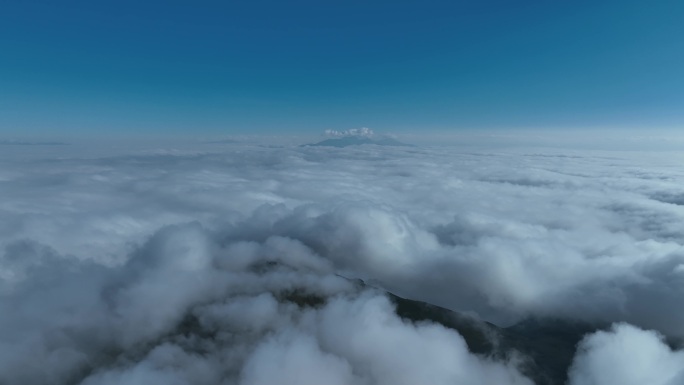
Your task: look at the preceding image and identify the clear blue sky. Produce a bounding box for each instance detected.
[1,0,683,136]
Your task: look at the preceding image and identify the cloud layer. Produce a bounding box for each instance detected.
[2,140,684,384]
[0,222,532,385]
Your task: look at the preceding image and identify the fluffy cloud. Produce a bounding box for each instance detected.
[568,323,684,385]
[0,222,531,385]
[325,127,374,137]
[2,138,684,384]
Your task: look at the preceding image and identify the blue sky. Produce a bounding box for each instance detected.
[1,0,683,136]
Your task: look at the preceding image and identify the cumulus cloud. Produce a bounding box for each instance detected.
[568,323,684,385]
[0,222,531,385]
[325,127,374,137]
[2,139,684,383]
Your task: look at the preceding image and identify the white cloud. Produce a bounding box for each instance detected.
[0,221,531,384]
[325,127,374,137]
[568,323,684,385]
[2,138,684,383]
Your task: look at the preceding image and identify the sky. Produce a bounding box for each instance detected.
[1,0,683,137]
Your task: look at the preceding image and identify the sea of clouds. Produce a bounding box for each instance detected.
[2,136,684,384]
